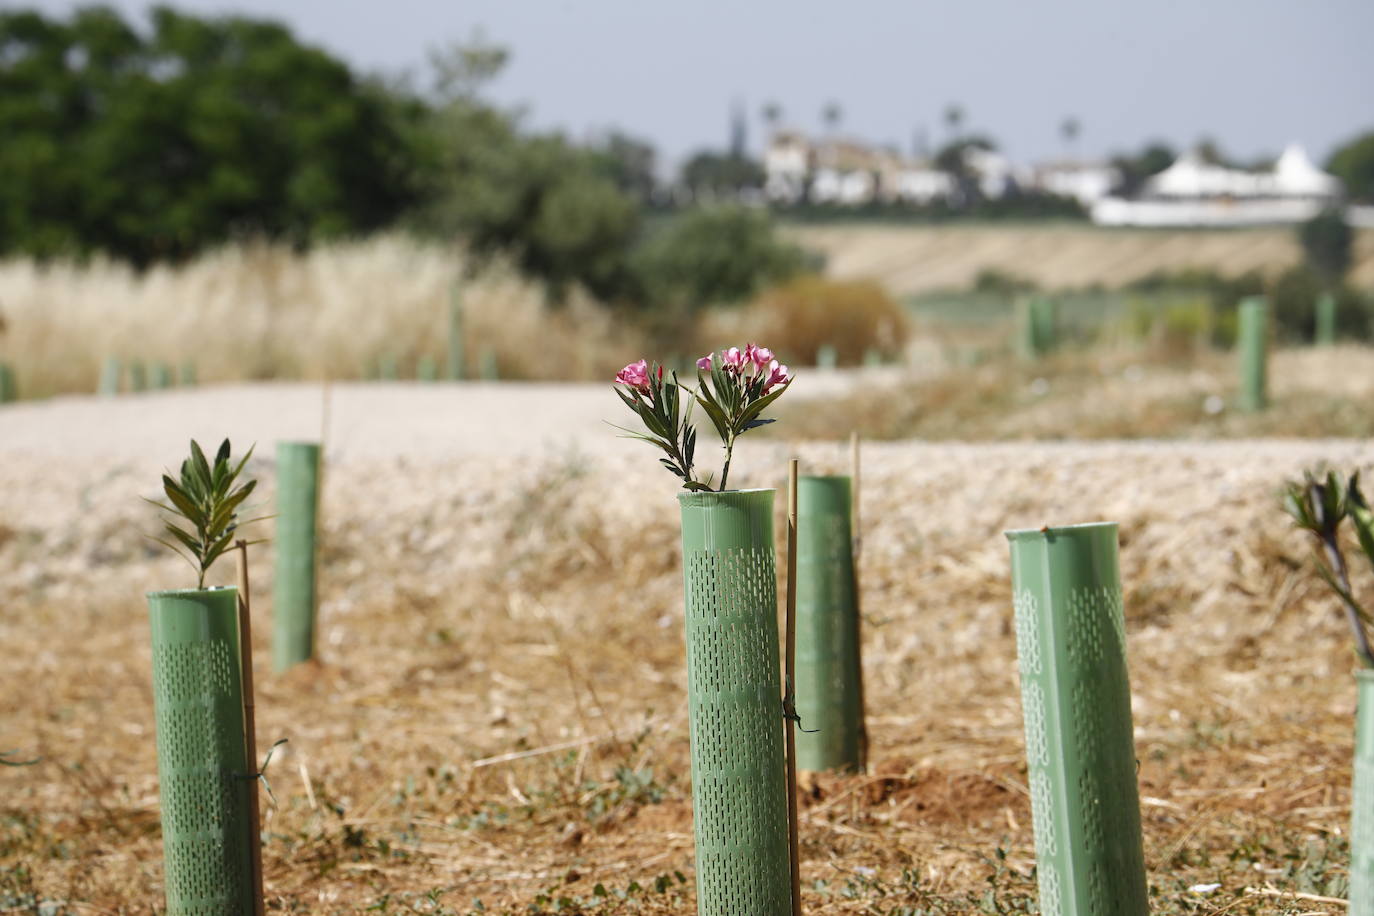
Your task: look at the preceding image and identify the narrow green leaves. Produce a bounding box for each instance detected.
[1284,468,1374,667]
[146,438,265,589]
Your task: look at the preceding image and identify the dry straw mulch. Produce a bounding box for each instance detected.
[3,430,1372,913]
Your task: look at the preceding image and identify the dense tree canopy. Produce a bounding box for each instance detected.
[0,6,417,263]
[1328,131,1374,203]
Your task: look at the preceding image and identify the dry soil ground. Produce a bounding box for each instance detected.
[2,378,1371,913]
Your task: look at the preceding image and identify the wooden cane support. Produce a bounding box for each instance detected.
[850,431,869,773]
[785,457,803,916]
[235,540,266,916]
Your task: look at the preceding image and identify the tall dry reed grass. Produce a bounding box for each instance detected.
[0,235,644,396]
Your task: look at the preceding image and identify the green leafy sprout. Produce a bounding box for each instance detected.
[147,438,267,589]
[1283,468,1374,667]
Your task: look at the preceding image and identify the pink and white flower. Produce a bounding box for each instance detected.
[762,359,791,393]
[696,354,713,371]
[744,344,773,370]
[721,347,745,372]
[615,359,651,392]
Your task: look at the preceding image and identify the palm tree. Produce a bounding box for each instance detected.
[943,103,964,141]
[1060,117,1081,157]
[822,101,843,136]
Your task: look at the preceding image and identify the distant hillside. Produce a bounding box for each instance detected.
[784,223,1374,295]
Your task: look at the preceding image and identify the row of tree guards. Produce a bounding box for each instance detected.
[1016,292,1345,413]
[139,432,1374,914]
[673,449,1159,915]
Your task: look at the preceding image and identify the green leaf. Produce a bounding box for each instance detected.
[737,378,792,428]
[163,523,202,554]
[189,440,213,494]
[162,476,203,525]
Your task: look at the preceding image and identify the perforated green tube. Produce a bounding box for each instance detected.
[447,284,466,381]
[417,355,439,382]
[378,355,398,381]
[1237,297,1268,411]
[99,357,121,396]
[1316,293,1336,347]
[147,587,253,914]
[151,363,173,389]
[1005,523,1148,916]
[0,363,15,404]
[1350,670,1374,915]
[678,489,791,916]
[795,476,862,772]
[1015,298,1040,360]
[129,360,147,392]
[274,441,321,671]
[816,344,837,369]
[1032,298,1057,354]
[479,346,499,381]
[179,363,197,387]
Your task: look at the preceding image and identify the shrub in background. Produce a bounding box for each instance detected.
[629,206,810,314]
[705,275,908,367]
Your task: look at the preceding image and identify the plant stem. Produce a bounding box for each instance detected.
[718,433,735,492]
[1324,537,1374,666]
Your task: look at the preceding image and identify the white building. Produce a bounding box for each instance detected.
[1092,144,1343,227]
[1035,161,1121,206]
[763,131,963,206]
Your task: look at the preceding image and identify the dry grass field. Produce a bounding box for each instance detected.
[2,360,1373,913]
[0,236,643,398]
[787,224,1374,295]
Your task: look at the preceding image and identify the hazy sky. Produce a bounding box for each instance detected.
[29,0,1374,171]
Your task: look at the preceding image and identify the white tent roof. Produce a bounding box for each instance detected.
[1273,144,1342,196]
[1147,145,1342,199]
[1148,152,1259,197]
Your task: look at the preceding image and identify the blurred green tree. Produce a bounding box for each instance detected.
[0,6,417,263]
[1299,208,1354,287]
[679,151,764,198]
[629,206,807,311]
[1328,131,1374,203]
[410,40,641,302]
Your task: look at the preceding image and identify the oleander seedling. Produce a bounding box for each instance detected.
[147,438,266,588]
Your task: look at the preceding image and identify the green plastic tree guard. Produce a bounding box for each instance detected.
[1316,292,1337,347]
[179,362,197,387]
[129,360,148,392]
[1350,669,1374,914]
[378,354,399,381]
[147,587,254,914]
[274,441,321,671]
[678,489,792,916]
[151,363,173,389]
[479,346,499,381]
[816,343,837,370]
[1005,522,1148,916]
[1015,298,1039,360]
[99,357,122,396]
[794,476,863,772]
[417,355,439,382]
[0,363,15,404]
[447,283,466,381]
[1032,298,1057,354]
[1237,296,1268,411]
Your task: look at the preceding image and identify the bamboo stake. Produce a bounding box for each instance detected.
[235,540,266,916]
[785,457,802,916]
[850,431,869,773]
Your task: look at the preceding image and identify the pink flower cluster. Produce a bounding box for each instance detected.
[696,344,791,392]
[614,358,662,393]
